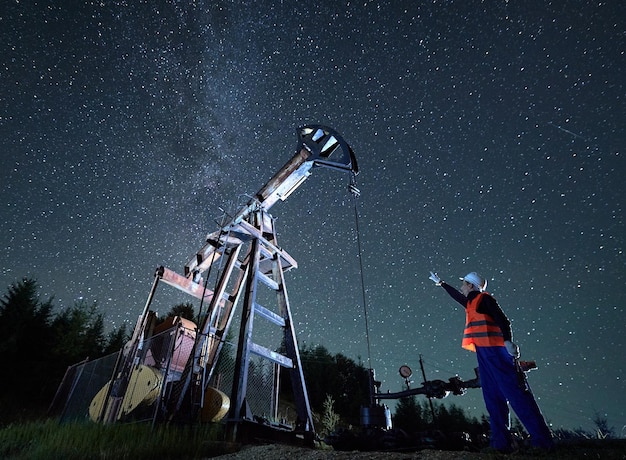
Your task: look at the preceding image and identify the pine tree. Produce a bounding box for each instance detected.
[164,302,196,322]
[393,395,424,432]
[321,394,340,436]
[0,278,54,361]
[103,322,129,355]
[51,300,106,364]
[0,278,55,420]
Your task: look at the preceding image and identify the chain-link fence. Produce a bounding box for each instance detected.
[53,351,120,423]
[53,323,277,426]
[208,340,275,421]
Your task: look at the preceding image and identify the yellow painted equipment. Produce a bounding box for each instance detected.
[200,386,230,423]
[89,365,163,422]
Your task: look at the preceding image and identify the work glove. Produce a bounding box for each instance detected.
[429,271,442,286]
[504,340,520,359]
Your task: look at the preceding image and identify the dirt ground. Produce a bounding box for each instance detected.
[210,443,485,459]
[209,440,626,460]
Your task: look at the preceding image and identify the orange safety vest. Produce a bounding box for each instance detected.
[462,292,505,352]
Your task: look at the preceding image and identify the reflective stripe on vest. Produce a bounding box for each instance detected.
[462,292,505,352]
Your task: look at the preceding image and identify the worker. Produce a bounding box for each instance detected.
[428,271,554,453]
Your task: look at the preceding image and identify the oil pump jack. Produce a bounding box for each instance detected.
[88,125,358,444]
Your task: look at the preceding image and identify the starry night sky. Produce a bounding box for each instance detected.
[2,1,624,433]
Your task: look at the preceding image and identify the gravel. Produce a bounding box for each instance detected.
[210,444,490,459]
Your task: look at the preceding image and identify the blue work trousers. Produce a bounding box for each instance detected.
[476,346,553,451]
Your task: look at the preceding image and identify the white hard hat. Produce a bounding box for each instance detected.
[460,272,487,291]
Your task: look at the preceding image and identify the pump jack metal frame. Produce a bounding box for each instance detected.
[102,125,358,444]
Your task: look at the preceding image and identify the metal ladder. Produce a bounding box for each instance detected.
[225,209,314,440]
[159,206,314,440]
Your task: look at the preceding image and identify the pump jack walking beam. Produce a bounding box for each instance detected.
[184,125,358,279]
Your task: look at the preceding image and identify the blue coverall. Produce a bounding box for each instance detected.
[441,282,554,451]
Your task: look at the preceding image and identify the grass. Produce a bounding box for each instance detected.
[3,419,625,459]
[0,419,238,459]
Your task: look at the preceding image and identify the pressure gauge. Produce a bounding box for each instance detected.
[399,365,412,379]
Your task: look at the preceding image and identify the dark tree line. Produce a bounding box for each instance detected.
[295,344,371,426]
[394,395,490,439]
[0,278,128,424]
